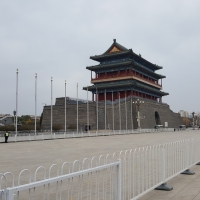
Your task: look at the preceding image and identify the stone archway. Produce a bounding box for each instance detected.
[155,111,161,125]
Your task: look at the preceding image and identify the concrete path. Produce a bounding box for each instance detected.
[1,129,200,199]
[140,164,200,200]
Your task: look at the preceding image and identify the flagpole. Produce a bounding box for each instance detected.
[35,73,37,139]
[131,96,133,130]
[96,88,98,131]
[16,69,18,139]
[105,89,106,130]
[119,92,121,131]
[77,83,78,133]
[125,93,127,130]
[51,77,53,137]
[87,86,89,132]
[112,91,114,130]
[65,80,66,135]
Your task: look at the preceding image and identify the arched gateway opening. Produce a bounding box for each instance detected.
[155,111,161,125]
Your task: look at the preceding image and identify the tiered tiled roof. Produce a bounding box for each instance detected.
[83,39,168,98]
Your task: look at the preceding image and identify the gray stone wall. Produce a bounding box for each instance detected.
[41,97,181,130]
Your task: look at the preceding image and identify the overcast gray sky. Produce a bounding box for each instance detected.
[0,0,200,116]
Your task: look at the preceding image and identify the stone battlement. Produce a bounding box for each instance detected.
[41,96,181,131]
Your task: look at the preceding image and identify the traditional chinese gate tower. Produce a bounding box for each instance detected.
[83,39,168,102]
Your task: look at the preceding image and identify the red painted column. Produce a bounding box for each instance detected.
[92,93,94,102]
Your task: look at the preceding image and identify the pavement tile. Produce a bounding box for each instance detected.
[137,190,157,200]
[177,188,200,196]
[193,193,200,200]
[170,195,197,200]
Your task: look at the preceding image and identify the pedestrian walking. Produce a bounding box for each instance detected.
[5,131,9,143]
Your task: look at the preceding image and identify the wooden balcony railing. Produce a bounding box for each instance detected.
[92,73,162,88]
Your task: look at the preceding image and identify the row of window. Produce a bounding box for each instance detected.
[96,70,159,85]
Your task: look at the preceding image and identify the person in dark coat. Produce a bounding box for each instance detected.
[4,131,9,143]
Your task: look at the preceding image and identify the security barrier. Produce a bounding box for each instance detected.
[0,128,174,143]
[1,137,199,200]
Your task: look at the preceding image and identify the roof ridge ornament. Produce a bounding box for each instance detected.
[113,39,116,43]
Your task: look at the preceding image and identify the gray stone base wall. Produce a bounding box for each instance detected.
[41,97,181,130]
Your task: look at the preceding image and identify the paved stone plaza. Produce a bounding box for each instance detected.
[1,130,200,199]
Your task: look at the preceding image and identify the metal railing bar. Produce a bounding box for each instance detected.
[6,161,120,193]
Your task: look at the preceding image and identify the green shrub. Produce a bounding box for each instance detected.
[0,125,15,131]
[0,125,40,131]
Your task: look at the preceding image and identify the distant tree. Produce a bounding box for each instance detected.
[25,119,32,125]
[182,117,191,127]
[18,115,32,125]
[0,125,15,132]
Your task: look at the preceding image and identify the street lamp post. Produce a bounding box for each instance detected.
[133,99,144,129]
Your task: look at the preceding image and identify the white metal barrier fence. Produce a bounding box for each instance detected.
[1,137,199,200]
[0,128,174,143]
[1,161,121,200]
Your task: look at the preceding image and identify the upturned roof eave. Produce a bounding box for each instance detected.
[90,50,130,61]
[86,60,133,70]
[130,49,162,71]
[90,49,162,71]
[133,62,165,79]
[86,60,166,79]
[83,80,168,96]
